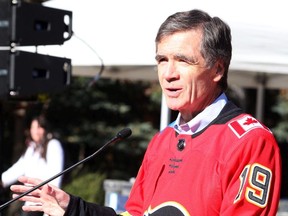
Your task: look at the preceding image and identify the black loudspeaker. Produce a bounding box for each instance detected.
[0,0,73,46]
[0,50,71,97]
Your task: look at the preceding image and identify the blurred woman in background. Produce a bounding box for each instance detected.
[0,115,64,216]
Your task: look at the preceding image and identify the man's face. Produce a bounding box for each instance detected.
[156,30,222,121]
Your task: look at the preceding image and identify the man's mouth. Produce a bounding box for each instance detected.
[165,87,182,97]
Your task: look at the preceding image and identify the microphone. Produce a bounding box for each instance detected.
[0,127,132,211]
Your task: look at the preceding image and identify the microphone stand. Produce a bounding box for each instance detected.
[0,128,132,211]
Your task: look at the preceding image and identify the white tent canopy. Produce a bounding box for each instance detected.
[43,0,288,73]
[40,0,288,125]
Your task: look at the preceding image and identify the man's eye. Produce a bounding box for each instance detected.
[178,59,191,65]
[157,58,167,63]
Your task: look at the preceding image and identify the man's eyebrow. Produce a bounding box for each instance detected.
[174,54,198,64]
[155,53,199,65]
[155,54,166,61]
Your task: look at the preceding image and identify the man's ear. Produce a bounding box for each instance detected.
[213,61,224,82]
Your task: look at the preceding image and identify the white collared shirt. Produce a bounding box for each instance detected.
[174,93,228,135]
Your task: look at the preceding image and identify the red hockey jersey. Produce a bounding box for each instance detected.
[125,102,281,216]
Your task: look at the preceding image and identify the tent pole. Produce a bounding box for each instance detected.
[256,84,264,121]
[255,73,266,122]
[160,92,171,130]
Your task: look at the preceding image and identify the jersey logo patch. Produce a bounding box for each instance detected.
[229,116,265,138]
[144,202,189,216]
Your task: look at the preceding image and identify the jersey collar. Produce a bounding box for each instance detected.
[174,93,228,135]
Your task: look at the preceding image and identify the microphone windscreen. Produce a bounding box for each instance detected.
[117,128,132,139]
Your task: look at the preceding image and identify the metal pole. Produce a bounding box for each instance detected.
[160,92,171,130]
[255,73,267,122]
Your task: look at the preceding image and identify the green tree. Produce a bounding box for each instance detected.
[272,89,288,142]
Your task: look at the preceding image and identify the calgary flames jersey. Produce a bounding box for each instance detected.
[125,102,281,216]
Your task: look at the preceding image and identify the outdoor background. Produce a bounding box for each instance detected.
[1,0,288,215]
